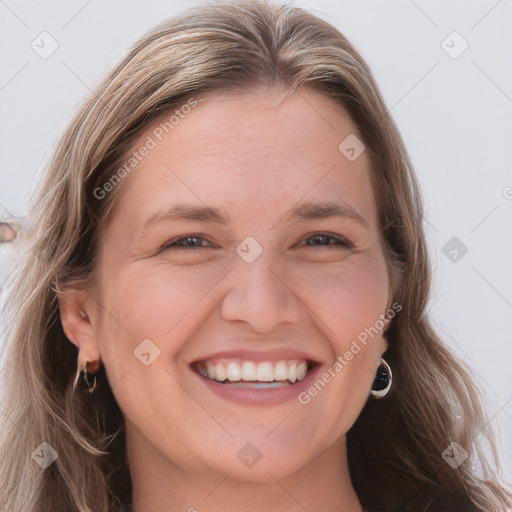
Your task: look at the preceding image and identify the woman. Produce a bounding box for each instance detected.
[0,1,510,511]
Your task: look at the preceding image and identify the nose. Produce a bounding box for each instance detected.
[220,256,304,334]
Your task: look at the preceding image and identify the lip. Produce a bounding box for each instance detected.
[191,348,322,365]
[190,349,323,406]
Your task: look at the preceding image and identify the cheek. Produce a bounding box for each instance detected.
[92,263,223,427]
[92,260,235,393]
[292,255,390,346]
[99,260,228,338]
[95,247,389,371]
[289,253,389,420]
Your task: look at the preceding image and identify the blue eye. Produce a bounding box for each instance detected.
[302,233,352,248]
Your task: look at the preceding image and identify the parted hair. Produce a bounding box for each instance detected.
[0,1,510,511]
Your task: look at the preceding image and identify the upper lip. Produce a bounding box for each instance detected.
[191,348,322,365]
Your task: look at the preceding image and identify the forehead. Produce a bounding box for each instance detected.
[105,86,378,232]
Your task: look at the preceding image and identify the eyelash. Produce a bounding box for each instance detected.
[161,233,353,251]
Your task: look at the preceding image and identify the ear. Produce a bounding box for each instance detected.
[58,286,101,369]
[381,296,395,340]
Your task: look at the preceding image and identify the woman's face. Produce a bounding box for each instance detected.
[90,87,391,482]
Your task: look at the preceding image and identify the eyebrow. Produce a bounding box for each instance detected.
[138,200,369,232]
[139,203,231,232]
[286,200,369,227]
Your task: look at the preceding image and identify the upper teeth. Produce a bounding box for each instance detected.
[197,359,309,383]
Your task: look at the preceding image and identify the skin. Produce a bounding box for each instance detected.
[60,86,392,512]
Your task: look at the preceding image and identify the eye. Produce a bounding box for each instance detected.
[161,234,215,250]
[301,232,353,249]
[160,232,352,252]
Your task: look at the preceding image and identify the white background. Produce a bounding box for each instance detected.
[1,0,511,485]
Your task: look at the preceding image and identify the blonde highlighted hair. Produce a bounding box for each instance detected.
[0,1,510,511]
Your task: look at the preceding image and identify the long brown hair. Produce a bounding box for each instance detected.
[0,1,510,511]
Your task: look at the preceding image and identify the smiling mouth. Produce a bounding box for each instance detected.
[193,358,315,388]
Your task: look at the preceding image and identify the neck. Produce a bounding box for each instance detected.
[128,428,363,512]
